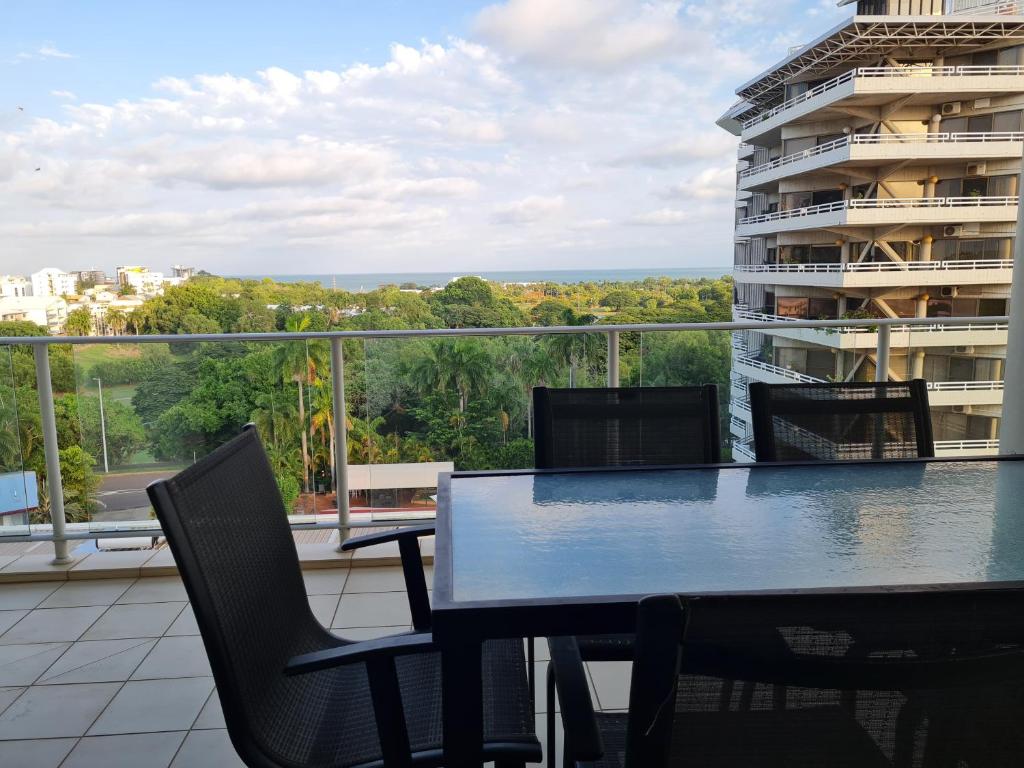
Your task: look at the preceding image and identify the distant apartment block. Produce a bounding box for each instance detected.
[718,0,1024,460]
[77,269,108,285]
[0,275,31,298]
[116,265,166,296]
[171,265,196,280]
[30,267,78,298]
[0,296,69,334]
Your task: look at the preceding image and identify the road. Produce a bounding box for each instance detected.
[94,470,178,522]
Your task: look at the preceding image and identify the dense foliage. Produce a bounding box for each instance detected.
[1,272,732,517]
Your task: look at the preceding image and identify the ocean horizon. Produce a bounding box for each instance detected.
[231,266,731,292]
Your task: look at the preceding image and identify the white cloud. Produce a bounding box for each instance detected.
[15,43,75,62]
[50,90,77,100]
[475,0,687,69]
[491,194,565,224]
[610,133,737,169]
[626,208,693,226]
[661,166,736,200]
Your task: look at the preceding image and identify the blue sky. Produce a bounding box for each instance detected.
[1,1,848,276]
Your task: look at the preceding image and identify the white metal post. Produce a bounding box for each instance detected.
[94,378,109,473]
[1000,165,1024,455]
[875,325,891,383]
[330,338,350,546]
[33,345,71,563]
[607,331,620,387]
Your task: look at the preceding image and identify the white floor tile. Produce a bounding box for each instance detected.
[88,677,214,736]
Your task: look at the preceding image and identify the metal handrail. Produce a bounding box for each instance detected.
[735,259,1013,273]
[734,309,1009,335]
[0,315,1012,557]
[739,132,1024,180]
[743,65,1024,130]
[948,1,1024,14]
[739,196,1018,226]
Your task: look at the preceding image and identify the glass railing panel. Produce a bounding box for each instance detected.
[903,321,1006,458]
[0,344,34,538]
[633,329,736,461]
[67,339,316,549]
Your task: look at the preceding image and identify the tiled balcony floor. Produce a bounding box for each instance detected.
[0,566,621,767]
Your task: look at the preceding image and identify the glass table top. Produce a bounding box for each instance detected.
[447,461,1024,603]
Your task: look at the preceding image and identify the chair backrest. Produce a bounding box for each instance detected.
[622,595,686,768]
[748,379,934,462]
[147,427,338,768]
[533,385,721,469]
[668,590,1024,767]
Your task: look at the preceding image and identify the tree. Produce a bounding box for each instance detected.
[407,339,491,413]
[56,394,146,468]
[65,308,94,337]
[57,445,99,519]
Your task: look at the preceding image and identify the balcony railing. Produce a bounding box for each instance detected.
[739,132,1024,180]
[0,314,1010,562]
[734,308,1009,336]
[743,65,1024,130]
[948,0,1024,15]
[735,258,1013,274]
[738,196,1018,226]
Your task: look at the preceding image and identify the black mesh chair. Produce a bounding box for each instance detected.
[554,590,1024,768]
[749,380,934,463]
[533,385,720,762]
[147,426,540,768]
[533,385,722,469]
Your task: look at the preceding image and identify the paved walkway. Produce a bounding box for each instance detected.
[0,567,613,766]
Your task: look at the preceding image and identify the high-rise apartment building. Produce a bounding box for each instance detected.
[30,268,78,298]
[718,0,1024,460]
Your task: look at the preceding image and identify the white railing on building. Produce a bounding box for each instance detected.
[934,439,1001,452]
[743,65,1024,130]
[733,440,757,462]
[0,314,1012,561]
[948,0,1024,14]
[734,309,1009,336]
[927,380,1005,392]
[738,196,1018,226]
[739,133,1024,180]
[735,258,1013,274]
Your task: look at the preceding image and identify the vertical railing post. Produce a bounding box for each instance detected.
[33,344,71,563]
[607,331,620,387]
[330,338,351,547]
[875,324,891,383]
[1000,163,1024,455]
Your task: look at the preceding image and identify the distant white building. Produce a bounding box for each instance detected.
[0,296,69,334]
[0,276,31,298]
[71,294,145,335]
[30,268,77,298]
[116,266,165,296]
[171,265,196,280]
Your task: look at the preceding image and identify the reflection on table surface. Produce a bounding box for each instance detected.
[448,461,1024,602]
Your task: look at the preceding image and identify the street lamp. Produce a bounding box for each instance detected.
[94,377,109,473]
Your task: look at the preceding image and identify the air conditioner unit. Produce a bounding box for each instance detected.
[954,345,975,354]
[966,162,987,177]
[952,405,972,414]
[940,286,959,298]
[943,225,963,237]
[941,101,962,116]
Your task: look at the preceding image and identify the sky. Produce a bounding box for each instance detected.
[0,0,850,276]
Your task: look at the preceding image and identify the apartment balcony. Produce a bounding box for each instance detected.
[738,133,1024,193]
[733,309,1009,350]
[741,65,1024,145]
[734,256,1014,289]
[736,196,1018,237]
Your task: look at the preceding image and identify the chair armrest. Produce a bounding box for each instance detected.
[549,636,603,762]
[342,524,435,632]
[340,523,435,551]
[286,632,435,676]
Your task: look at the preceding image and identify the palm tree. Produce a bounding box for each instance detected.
[271,315,327,493]
[408,339,490,412]
[309,379,336,491]
[104,308,128,336]
[543,330,604,388]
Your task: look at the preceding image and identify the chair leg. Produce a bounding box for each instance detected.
[528,636,536,709]
[547,663,557,767]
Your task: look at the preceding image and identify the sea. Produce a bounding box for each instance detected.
[233,267,730,292]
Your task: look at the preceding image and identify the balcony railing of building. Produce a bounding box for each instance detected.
[734,308,1009,336]
[734,258,1014,274]
[739,133,1024,181]
[738,196,1018,227]
[0,314,1011,563]
[947,0,1024,15]
[742,65,1024,130]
